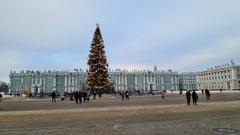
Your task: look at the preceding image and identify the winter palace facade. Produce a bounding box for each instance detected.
[9,62,240,94]
[9,67,196,94]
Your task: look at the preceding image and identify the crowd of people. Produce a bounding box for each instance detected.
[73,91,90,104]
[49,90,92,103]
[185,89,211,106]
[120,90,130,101]
[0,87,217,107]
[185,90,198,105]
[34,88,213,106]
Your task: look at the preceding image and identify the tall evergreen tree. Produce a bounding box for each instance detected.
[85,24,110,94]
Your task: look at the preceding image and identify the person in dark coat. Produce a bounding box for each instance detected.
[69,93,74,101]
[74,91,79,103]
[86,92,90,102]
[205,89,210,100]
[125,90,129,100]
[61,94,64,101]
[161,91,165,99]
[93,90,96,100]
[78,91,82,103]
[121,91,125,101]
[180,90,182,95]
[186,90,191,105]
[83,91,87,102]
[192,90,198,105]
[51,91,57,103]
[0,93,2,102]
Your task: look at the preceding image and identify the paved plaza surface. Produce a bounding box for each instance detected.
[0,93,240,135]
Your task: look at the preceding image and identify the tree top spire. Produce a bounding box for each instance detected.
[96,23,100,28]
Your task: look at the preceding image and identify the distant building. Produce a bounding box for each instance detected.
[9,67,194,94]
[9,62,240,94]
[179,72,196,91]
[197,63,240,90]
[9,70,86,94]
[110,69,179,92]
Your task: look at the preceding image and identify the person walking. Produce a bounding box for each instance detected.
[74,91,79,104]
[186,90,191,105]
[51,91,57,103]
[93,90,96,100]
[180,90,182,95]
[161,91,165,99]
[83,91,87,102]
[61,94,65,101]
[86,91,90,102]
[192,90,198,105]
[125,90,129,100]
[220,89,223,93]
[121,91,125,101]
[0,93,2,102]
[78,91,82,103]
[69,93,74,101]
[205,89,211,100]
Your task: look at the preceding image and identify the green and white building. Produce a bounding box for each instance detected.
[179,72,197,91]
[9,67,195,94]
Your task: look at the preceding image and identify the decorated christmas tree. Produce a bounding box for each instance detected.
[85,24,110,95]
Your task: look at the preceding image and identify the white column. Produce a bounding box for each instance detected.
[72,76,74,91]
[31,77,34,85]
[35,78,37,85]
[125,76,127,90]
[74,77,76,91]
[64,76,67,92]
[66,77,68,92]
[68,76,71,92]
[75,77,77,91]
[69,77,72,92]
[118,75,120,90]
[72,76,74,92]
[143,76,145,90]
[68,77,70,93]
[118,76,121,85]
[43,77,45,93]
[53,77,56,91]
[40,78,42,86]
[76,77,78,90]
[31,77,34,93]
[232,69,236,80]
[135,76,138,90]
[121,75,124,90]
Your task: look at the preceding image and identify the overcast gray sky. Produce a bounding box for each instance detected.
[1,0,240,82]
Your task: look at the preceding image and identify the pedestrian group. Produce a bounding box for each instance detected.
[185,89,211,106]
